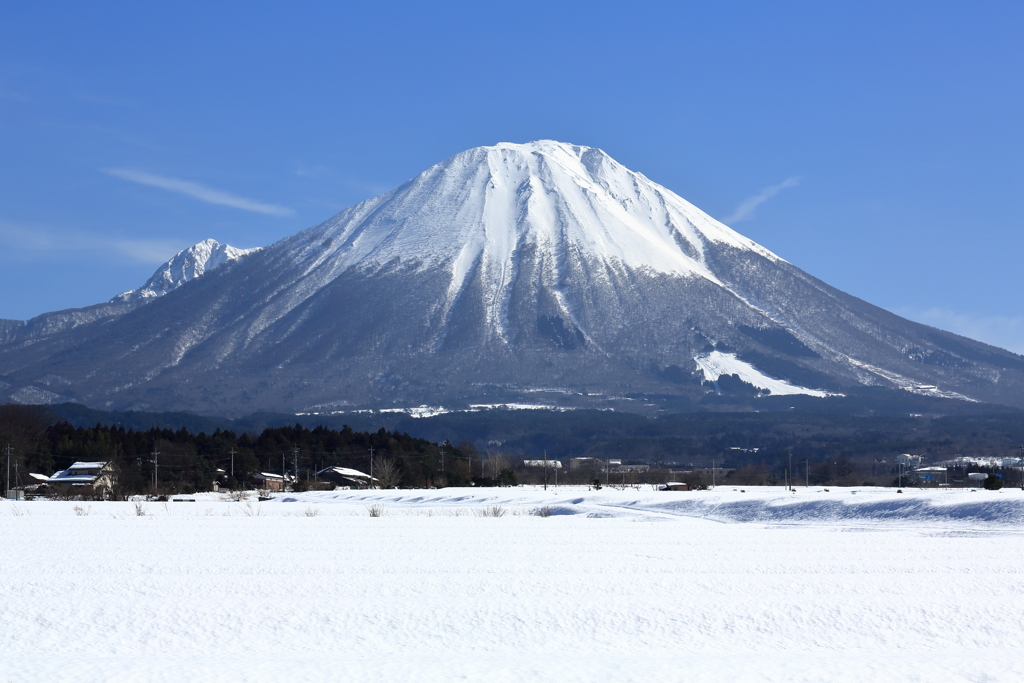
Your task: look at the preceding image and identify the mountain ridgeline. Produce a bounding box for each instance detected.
[1,140,1023,414]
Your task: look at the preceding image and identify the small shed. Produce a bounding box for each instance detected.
[660,482,689,492]
[252,472,286,491]
[523,460,563,469]
[316,466,377,488]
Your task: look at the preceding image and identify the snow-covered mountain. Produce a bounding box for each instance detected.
[1,140,1023,414]
[113,239,260,301]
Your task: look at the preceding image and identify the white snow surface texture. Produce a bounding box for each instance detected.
[3,486,1023,683]
[113,238,260,301]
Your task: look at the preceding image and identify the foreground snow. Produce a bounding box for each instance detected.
[2,486,1022,682]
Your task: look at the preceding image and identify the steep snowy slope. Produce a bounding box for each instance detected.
[1,141,1023,414]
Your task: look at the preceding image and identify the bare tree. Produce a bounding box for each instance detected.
[374,457,402,489]
[484,454,511,480]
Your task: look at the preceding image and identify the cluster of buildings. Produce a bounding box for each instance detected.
[7,461,378,499]
[896,453,1023,487]
[520,457,653,475]
[252,466,377,491]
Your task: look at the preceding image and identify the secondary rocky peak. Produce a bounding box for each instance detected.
[113,238,260,302]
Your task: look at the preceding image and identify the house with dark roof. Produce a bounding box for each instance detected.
[315,466,377,488]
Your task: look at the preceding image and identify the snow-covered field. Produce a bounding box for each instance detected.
[3,486,1023,682]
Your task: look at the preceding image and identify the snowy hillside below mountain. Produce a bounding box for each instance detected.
[1,140,1023,414]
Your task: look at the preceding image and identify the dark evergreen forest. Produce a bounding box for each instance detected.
[0,404,475,496]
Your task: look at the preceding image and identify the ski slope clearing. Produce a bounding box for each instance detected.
[2,486,1022,683]
[695,350,836,397]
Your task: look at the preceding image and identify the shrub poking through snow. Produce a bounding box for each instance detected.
[73,505,90,516]
[367,504,386,517]
[240,501,262,517]
[303,506,320,517]
[477,505,506,518]
[532,506,553,518]
[133,502,148,516]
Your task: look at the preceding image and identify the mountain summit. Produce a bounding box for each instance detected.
[2,140,1023,414]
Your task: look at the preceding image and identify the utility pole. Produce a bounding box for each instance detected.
[440,445,445,477]
[229,448,235,479]
[543,450,548,491]
[369,446,374,489]
[151,444,159,490]
[788,449,793,491]
[281,453,285,490]
[804,459,809,488]
[712,457,716,489]
[293,446,299,485]
[5,444,11,499]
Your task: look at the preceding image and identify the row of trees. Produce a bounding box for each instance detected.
[3,404,1017,496]
[0,405,517,497]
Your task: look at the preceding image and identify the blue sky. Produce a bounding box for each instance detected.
[2,1,1022,351]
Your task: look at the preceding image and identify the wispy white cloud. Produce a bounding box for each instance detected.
[724,176,802,224]
[0,220,185,265]
[104,168,293,216]
[292,162,393,196]
[107,238,189,264]
[896,306,1024,355]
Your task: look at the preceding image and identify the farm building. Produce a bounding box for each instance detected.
[47,462,117,497]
